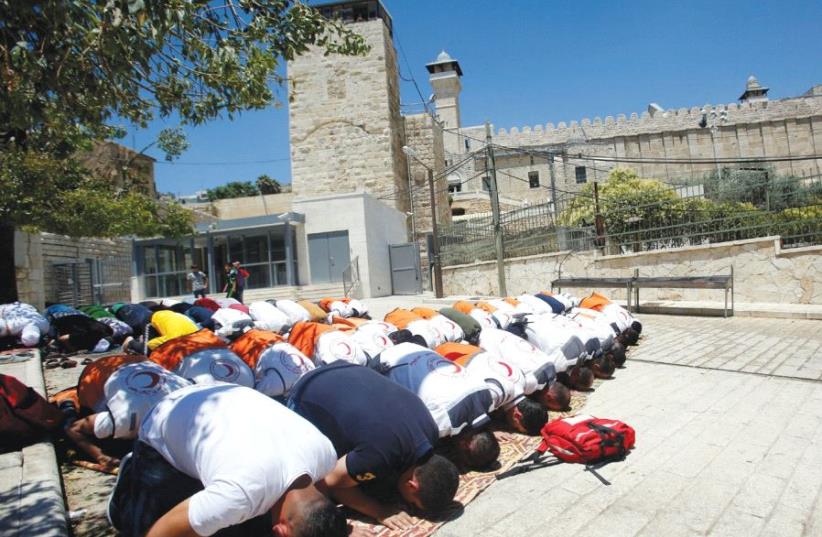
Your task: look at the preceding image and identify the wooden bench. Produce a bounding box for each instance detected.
[551,267,735,317]
[551,277,636,310]
[632,270,734,318]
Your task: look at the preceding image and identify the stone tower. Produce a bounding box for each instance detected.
[287,1,407,210]
[426,50,463,156]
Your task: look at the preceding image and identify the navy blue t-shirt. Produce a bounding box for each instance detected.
[288,361,438,486]
[535,293,566,314]
[185,306,215,330]
[115,304,153,333]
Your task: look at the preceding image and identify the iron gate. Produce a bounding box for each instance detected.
[389,243,422,295]
[50,257,131,306]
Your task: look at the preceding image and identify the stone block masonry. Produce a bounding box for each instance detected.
[443,236,822,305]
[288,17,409,212]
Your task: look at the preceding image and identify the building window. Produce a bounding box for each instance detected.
[575,166,587,184]
[464,139,471,151]
[448,183,462,194]
[452,208,466,216]
[528,171,540,188]
[482,176,491,191]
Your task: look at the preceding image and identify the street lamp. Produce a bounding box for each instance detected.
[700,107,728,179]
[402,145,444,298]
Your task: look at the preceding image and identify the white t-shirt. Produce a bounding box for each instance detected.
[568,308,616,349]
[211,308,253,338]
[598,303,636,333]
[314,330,369,366]
[459,350,535,410]
[248,301,289,333]
[174,347,255,388]
[140,384,337,536]
[406,319,446,349]
[516,294,555,315]
[326,300,355,318]
[478,327,562,385]
[427,314,464,343]
[347,299,368,317]
[273,300,311,326]
[489,299,533,316]
[0,302,50,347]
[93,362,191,440]
[254,342,315,398]
[378,343,492,438]
[215,297,241,308]
[350,321,396,358]
[524,314,588,364]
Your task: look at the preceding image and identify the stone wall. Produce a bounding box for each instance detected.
[15,232,132,309]
[78,141,156,196]
[443,237,822,305]
[184,193,294,220]
[448,88,822,207]
[288,17,408,211]
[404,113,450,239]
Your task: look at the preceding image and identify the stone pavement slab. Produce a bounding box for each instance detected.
[435,314,822,537]
[0,349,68,537]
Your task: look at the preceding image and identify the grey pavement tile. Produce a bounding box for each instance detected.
[708,506,767,537]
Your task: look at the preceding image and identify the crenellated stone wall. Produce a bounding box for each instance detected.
[287,16,408,212]
[456,89,822,202]
[443,237,822,305]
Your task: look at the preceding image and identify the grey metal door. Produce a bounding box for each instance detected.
[389,243,422,295]
[308,231,350,284]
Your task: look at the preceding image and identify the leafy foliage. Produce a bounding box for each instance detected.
[557,167,822,250]
[256,174,282,195]
[206,181,260,201]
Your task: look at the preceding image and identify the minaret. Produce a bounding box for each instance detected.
[426,50,463,155]
[739,75,769,104]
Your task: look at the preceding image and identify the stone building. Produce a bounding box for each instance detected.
[439,68,822,215]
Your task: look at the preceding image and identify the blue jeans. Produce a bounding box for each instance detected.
[109,441,271,536]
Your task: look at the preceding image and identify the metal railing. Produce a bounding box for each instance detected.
[439,171,822,266]
[342,256,360,298]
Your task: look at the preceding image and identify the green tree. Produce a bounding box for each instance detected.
[0,1,368,302]
[206,181,261,201]
[256,174,282,195]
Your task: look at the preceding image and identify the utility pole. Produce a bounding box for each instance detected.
[548,153,558,219]
[427,167,444,298]
[593,181,606,250]
[485,121,507,297]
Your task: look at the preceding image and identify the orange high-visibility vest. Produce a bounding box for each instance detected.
[580,292,612,312]
[229,329,285,369]
[475,301,497,314]
[410,307,439,320]
[504,297,521,307]
[287,321,335,358]
[77,354,145,411]
[149,329,227,372]
[435,342,484,366]
[384,308,423,330]
[452,301,475,315]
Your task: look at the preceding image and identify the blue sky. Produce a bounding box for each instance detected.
[129,0,822,196]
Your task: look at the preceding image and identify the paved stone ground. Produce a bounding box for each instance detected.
[40,310,822,536]
[435,314,822,537]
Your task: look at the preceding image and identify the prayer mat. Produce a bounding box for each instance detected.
[348,385,595,536]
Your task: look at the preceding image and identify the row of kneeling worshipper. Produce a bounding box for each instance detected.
[23,290,641,535]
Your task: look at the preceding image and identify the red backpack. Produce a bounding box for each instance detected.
[537,414,635,464]
[0,374,65,453]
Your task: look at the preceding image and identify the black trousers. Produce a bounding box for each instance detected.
[109,441,272,536]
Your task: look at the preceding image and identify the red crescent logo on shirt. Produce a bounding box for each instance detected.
[279,352,311,375]
[209,360,240,382]
[496,360,514,377]
[126,370,163,394]
[334,341,353,357]
[375,335,389,347]
[428,356,462,377]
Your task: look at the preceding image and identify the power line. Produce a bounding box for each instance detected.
[156,156,290,166]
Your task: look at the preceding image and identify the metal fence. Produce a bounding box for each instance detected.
[439,171,822,266]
